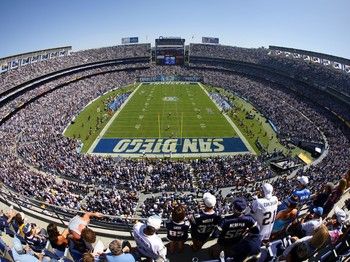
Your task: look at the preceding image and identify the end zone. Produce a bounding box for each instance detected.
[90,137,250,158]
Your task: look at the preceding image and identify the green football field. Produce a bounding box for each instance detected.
[102,83,237,139]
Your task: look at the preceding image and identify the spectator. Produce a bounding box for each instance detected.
[288,207,323,238]
[210,197,257,258]
[310,182,334,210]
[13,213,26,237]
[133,215,167,261]
[47,223,69,257]
[69,227,100,261]
[281,224,329,262]
[326,206,349,244]
[11,237,43,262]
[271,202,298,240]
[300,207,323,237]
[23,223,48,251]
[189,192,220,251]
[0,208,17,231]
[229,227,262,262]
[323,179,347,216]
[344,170,350,189]
[165,204,190,254]
[278,176,311,212]
[82,252,95,262]
[250,183,278,241]
[105,239,136,262]
[68,212,102,240]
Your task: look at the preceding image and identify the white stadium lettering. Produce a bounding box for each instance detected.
[112,138,227,154]
[125,139,144,153]
[162,139,178,153]
[113,139,132,152]
[153,139,164,153]
[182,138,198,153]
[199,138,213,152]
[140,139,156,153]
[213,138,225,152]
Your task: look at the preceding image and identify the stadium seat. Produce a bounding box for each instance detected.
[243,253,261,262]
[43,248,61,260]
[319,249,338,262]
[258,247,271,262]
[267,239,284,258]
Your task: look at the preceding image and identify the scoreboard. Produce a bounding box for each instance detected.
[202,37,219,44]
[121,37,139,44]
[155,37,185,65]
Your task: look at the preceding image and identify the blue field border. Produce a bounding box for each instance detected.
[92,137,249,157]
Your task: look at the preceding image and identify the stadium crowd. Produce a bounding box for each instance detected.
[0,62,348,220]
[0,44,349,261]
[190,43,350,96]
[0,177,349,261]
[0,44,151,95]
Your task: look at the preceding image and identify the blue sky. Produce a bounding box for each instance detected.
[0,0,349,58]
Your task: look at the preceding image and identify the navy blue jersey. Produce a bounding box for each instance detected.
[166,220,190,241]
[217,214,257,246]
[190,210,220,241]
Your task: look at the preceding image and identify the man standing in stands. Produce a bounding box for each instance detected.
[210,197,258,257]
[278,176,311,212]
[133,215,167,261]
[189,192,220,251]
[165,204,190,254]
[250,183,278,241]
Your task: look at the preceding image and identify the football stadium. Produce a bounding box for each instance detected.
[0,1,350,262]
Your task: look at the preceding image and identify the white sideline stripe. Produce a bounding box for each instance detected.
[87,83,143,154]
[62,84,135,136]
[198,83,256,155]
[90,151,251,158]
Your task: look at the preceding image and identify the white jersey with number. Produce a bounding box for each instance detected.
[133,222,167,261]
[251,196,278,240]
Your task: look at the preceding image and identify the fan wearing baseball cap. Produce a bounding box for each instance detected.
[209,197,258,258]
[132,215,167,261]
[277,176,311,212]
[298,207,323,237]
[189,192,220,251]
[250,183,279,241]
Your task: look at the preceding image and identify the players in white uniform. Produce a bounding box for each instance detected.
[250,183,278,240]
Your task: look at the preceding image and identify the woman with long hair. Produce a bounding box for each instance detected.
[47,223,69,257]
[281,224,329,262]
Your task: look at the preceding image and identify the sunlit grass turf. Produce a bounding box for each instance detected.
[103,83,237,139]
[205,86,312,158]
[64,84,136,152]
[64,82,310,159]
